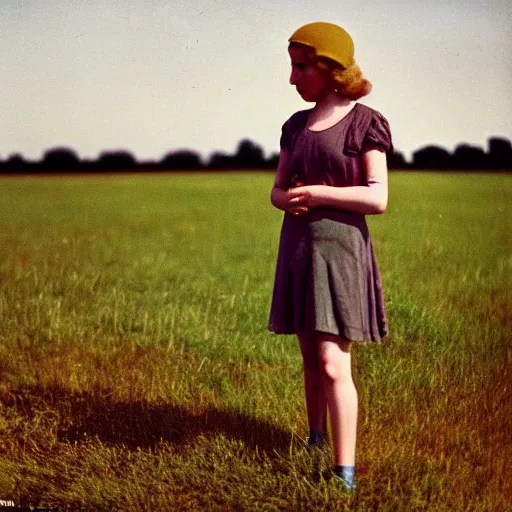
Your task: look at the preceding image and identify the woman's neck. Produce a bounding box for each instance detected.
[308,91,354,126]
[314,91,352,113]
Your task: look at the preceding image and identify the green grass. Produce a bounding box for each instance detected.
[0,172,510,511]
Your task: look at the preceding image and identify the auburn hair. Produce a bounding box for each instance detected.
[318,55,372,100]
[330,62,372,100]
[289,42,372,100]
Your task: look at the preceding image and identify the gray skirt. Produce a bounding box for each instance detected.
[268,208,387,342]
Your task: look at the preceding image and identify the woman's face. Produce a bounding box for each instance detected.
[288,45,330,102]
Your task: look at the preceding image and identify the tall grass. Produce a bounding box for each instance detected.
[0,172,510,511]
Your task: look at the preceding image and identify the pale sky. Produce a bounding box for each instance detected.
[1,0,511,163]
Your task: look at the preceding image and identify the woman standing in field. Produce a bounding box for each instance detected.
[269,21,392,491]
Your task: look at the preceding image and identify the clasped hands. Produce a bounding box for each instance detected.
[283,184,319,216]
[272,181,327,216]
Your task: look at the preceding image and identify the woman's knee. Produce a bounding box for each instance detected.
[320,357,344,381]
[317,335,353,383]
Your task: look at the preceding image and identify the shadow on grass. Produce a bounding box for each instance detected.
[1,384,293,455]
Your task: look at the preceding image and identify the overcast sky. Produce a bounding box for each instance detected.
[1,0,511,162]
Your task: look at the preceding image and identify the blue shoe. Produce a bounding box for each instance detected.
[331,466,356,493]
[306,430,328,448]
[331,473,357,492]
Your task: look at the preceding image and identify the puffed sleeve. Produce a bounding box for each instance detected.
[362,112,393,153]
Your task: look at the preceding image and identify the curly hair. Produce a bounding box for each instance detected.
[330,62,372,100]
[317,56,372,100]
[289,42,372,100]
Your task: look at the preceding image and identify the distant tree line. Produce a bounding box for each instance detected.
[1,136,511,173]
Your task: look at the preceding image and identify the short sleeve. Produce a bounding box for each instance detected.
[362,112,393,153]
[279,110,309,151]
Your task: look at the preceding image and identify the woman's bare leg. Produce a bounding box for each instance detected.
[298,333,328,436]
[317,333,358,466]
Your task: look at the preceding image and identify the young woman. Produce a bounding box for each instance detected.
[268,21,392,491]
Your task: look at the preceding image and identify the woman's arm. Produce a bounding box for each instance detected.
[288,149,389,215]
[270,149,309,215]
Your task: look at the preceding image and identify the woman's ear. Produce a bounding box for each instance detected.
[316,60,329,72]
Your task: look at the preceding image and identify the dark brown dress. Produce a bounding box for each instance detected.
[268,103,392,342]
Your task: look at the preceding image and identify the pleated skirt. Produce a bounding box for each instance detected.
[268,209,387,342]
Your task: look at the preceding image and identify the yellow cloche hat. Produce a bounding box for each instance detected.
[288,21,354,69]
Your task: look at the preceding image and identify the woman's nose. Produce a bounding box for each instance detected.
[289,69,297,85]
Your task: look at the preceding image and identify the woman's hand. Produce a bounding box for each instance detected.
[271,151,314,216]
[272,149,389,217]
[287,185,320,211]
[286,155,389,216]
[270,186,311,216]
[288,199,309,216]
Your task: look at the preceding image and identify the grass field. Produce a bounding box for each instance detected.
[0,172,510,511]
